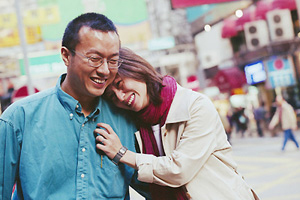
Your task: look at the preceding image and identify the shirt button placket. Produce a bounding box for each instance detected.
[77,121,88,199]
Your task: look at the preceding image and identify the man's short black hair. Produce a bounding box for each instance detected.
[62,12,118,53]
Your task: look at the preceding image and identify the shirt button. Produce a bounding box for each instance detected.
[82,124,85,127]
[76,105,79,109]
[81,174,85,178]
[82,148,86,152]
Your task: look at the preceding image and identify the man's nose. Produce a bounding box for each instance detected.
[96,60,110,75]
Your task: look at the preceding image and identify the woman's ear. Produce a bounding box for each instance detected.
[61,47,71,67]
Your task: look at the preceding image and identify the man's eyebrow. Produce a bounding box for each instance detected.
[87,51,119,58]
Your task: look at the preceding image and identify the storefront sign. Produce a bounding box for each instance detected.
[266,57,296,88]
[19,53,66,76]
[244,60,267,85]
[148,36,175,51]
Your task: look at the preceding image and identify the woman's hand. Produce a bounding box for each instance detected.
[94,123,122,160]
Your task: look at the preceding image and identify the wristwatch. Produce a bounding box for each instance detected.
[112,146,128,165]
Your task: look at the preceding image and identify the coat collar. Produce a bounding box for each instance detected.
[165,84,194,124]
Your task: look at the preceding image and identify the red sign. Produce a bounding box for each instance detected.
[171,0,239,8]
[274,59,284,70]
[11,86,39,102]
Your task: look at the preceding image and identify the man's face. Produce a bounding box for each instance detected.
[63,26,120,100]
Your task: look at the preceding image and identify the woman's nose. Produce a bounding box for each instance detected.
[114,89,125,101]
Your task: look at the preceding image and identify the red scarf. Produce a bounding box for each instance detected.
[137,76,189,200]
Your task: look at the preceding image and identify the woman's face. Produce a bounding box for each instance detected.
[108,76,150,112]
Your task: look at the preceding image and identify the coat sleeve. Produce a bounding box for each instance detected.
[286,104,298,129]
[0,118,21,199]
[136,95,226,187]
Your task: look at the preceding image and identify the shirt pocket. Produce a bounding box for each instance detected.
[96,155,128,198]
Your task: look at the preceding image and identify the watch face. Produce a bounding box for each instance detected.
[120,147,126,154]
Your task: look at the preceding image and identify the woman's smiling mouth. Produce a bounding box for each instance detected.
[127,94,135,106]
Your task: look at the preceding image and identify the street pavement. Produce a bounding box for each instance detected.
[231,132,300,200]
[130,130,300,200]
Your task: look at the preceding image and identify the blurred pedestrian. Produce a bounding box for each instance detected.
[218,109,232,144]
[232,107,248,137]
[269,95,299,151]
[95,47,259,200]
[253,102,266,137]
[0,79,14,113]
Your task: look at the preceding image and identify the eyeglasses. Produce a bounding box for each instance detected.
[71,50,122,70]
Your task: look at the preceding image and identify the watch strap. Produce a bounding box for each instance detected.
[112,146,128,165]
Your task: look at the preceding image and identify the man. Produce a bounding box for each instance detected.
[0,13,144,199]
[253,102,266,137]
[269,95,299,151]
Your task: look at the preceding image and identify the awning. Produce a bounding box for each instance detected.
[221,0,296,38]
[272,0,296,10]
[212,67,247,93]
[255,0,273,20]
[221,19,238,38]
[235,8,257,31]
[171,0,240,9]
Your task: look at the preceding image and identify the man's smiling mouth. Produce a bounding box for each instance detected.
[91,78,105,84]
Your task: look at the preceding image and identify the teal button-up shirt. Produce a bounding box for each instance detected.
[0,75,137,200]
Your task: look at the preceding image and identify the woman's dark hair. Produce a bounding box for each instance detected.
[117,47,164,105]
[62,12,119,54]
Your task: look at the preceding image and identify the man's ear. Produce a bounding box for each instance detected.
[61,47,71,67]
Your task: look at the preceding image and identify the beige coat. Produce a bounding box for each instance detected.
[135,85,258,200]
[269,101,297,131]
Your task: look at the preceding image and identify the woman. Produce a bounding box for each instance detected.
[95,48,259,200]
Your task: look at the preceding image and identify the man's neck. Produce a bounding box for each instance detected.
[61,77,99,117]
[80,97,99,117]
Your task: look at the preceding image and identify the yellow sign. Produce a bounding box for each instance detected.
[24,6,60,26]
[0,13,17,28]
[231,88,245,95]
[0,26,42,47]
[0,6,60,28]
[0,6,59,47]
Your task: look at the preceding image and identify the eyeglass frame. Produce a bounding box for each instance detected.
[70,49,123,70]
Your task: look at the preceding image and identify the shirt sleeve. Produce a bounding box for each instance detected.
[136,95,227,187]
[0,118,21,199]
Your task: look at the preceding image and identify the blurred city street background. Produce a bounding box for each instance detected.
[1,0,300,199]
[130,130,300,200]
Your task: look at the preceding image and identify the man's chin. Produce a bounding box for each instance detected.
[90,89,105,97]
[96,91,105,97]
